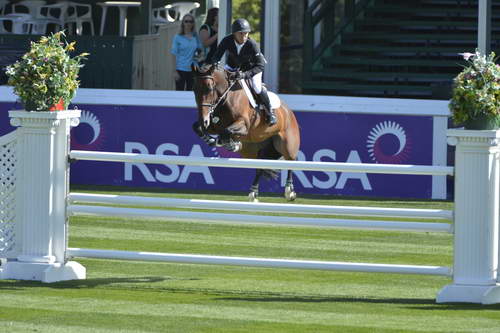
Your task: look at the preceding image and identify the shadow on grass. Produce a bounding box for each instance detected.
[0,276,169,289]
[216,295,434,305]
[216,294,500,310]
[407,303,500,311]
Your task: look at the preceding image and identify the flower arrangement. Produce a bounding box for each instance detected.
[449,50,500,129]
[5,31,88,111]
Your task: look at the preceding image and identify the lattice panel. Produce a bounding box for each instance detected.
[0,133,17,258]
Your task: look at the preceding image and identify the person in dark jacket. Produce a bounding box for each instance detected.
[209,18,276,125]
[199,7,218,66]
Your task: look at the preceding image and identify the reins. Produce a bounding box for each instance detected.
[198,72,238,123]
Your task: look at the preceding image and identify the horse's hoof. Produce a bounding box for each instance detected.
[284,186,296,201]
[248,191,259,202]
[205,136,217,146]
[225,141,242,152]
[215,137,225,147]
[232,141,242,152]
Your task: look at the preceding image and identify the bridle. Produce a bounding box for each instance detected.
[198,73,238,124]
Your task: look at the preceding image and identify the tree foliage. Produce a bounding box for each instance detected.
[232,0,261,42]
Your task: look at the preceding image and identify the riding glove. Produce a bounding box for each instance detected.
[229,71,245,80]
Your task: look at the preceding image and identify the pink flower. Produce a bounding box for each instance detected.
[459,52,475,60]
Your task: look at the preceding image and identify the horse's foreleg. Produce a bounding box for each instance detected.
[218,120,248,152]
[192,121,216,146]
[284,169,296,201]
[249,169,263,202]
[226,120,248,137]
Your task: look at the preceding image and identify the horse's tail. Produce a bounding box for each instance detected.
[261,168,279,180]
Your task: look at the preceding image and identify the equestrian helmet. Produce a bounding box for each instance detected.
[232,18,251,33]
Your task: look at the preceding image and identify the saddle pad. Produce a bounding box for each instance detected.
[240,80,281,110]
[268,92,280,109]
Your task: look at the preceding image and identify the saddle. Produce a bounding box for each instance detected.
[240,79,281,111]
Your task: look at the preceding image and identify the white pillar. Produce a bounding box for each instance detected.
[0,110,85,283]
[263,0,280,92]
[437,129,500,304]
[478,0,491,55]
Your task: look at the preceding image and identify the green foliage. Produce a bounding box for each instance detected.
[232,0,261,43]
[5,31,88,111]
[449,51,500,125]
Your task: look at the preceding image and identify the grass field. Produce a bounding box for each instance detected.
[1,186,499,332]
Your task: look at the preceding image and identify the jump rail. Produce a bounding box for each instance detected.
[67,248,452,276]
[68,193,453,233]
[68,193,453,220]
[68,205,452,233]
[2,110,500,304]
[69,150,455,176]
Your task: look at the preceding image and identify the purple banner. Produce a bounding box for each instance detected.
[0,102,434,198]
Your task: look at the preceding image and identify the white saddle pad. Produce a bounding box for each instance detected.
[241,80,281,110]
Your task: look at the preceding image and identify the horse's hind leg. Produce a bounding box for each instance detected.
[284,169,296,201]
[249,169,263,202]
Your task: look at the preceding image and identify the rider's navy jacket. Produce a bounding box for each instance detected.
[210,35,265,79]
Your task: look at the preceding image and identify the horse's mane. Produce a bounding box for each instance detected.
[198,63,225,75]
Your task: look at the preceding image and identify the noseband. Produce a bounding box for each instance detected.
[198,74,237,124]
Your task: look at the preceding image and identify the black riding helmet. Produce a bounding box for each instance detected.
[231,18,251,33]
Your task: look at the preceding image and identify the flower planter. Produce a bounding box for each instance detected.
[5,32,88,112]
[463,114,500,130]
[48,98,65,111]
[450,51,500,129]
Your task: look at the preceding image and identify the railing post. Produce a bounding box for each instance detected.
[303,2,314,82]
[0,110,85,283]
[437,129,500,304]
[345,0,355,18]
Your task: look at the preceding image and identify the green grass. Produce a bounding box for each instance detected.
[1,186,499,332]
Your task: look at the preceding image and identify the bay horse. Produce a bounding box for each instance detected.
[191,63,301,202]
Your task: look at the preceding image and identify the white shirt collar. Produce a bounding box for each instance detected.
[234,41,244,55]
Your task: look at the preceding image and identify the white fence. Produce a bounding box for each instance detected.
[1,110,500,304]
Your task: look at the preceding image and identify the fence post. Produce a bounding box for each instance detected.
[437,129,500,304]
[0,110,85,283]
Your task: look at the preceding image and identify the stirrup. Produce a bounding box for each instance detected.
[267,110,277,125]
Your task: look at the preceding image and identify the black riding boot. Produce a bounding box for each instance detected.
[259,88,277,125]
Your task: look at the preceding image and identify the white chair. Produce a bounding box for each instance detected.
[151,6,175,32]
[23,2,68,35]
[65,2,94,35]
[0,15,31,34]
[0,0,46,34]
[8,0,46,16]
[0,0,8,15]
[151,1,199,32]
[164,1,200,21]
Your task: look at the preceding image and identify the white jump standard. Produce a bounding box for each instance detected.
[1,110,500,304]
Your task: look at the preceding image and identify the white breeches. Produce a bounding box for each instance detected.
[225,65,263,94]
[250,72,263,94]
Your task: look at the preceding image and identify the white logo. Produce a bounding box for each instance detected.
[72,111,104,150]
[366,121,411,164]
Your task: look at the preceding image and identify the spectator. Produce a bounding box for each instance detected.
[171,13,202,91]
[198,7,218,66]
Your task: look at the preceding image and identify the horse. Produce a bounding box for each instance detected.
[191,63,301,202]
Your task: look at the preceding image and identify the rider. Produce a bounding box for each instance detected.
[208,18,277,126]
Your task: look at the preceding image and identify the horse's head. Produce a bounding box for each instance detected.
[192,63,230,129]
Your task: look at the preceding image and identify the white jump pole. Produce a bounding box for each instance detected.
[0,110,85,283]
[437,129,500,304]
